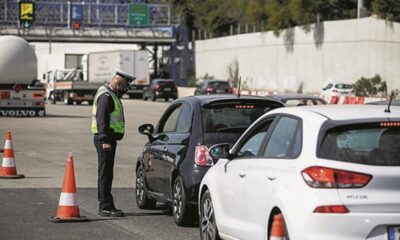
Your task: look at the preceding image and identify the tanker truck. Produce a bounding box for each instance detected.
[0,36,46,117]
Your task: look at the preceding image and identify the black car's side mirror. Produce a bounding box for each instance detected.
[209,143,233,162]
[138,124,155,141]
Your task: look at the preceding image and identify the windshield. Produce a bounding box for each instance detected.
[318,123,400,166]
[335,84,353,89]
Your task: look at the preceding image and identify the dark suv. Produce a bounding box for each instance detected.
[194,80,233,95]
[135,95,284,226]
[143,79,178,101]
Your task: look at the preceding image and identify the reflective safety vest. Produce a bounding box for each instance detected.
[91,86,125,134]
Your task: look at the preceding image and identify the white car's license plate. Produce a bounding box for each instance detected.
[164,88,171,91]
[388,226,400,240]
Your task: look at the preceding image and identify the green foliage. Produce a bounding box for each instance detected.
[169,0,397,37]
[372,0,400,21]
[266,0,294,35]
[353,74,387,97]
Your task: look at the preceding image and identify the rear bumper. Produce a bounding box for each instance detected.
[297,212,400,240]
[181,164,210,205]
[0,107,46,117]
[154,91,177,98]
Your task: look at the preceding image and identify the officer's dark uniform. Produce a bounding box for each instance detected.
[93,85,123,213]
[92,71,134,217]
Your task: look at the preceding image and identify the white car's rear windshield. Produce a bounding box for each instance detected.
[318,123,400,166]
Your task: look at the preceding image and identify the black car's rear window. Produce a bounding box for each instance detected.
[318,123,400,166]
[157,81,175,87]
[208,81,229,89]
[202,102,276,145]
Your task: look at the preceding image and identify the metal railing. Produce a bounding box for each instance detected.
[0,1,178,29]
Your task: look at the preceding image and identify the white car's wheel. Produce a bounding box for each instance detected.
[200,190,220,240]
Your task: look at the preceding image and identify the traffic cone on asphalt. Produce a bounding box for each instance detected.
[51,154,89,222]
[0,131,25,179]
[270,214,286,240]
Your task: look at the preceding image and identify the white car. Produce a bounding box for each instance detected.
[199,105,400,240]
[320,82,355,102]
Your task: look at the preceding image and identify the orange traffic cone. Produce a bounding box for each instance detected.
[270,214,286,240]
[51,154,89,222]
[0,131,25,179]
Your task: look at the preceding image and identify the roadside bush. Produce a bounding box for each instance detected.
[353,74,387,97]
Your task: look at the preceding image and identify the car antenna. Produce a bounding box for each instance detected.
[384,91,395,113]
[237,76,241,98]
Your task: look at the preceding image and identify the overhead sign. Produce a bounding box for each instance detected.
[19,2,35,21]
[71,4,83,21]
[19,1,35,28]
[128,4,149,27]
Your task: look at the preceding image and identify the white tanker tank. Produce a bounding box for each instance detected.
[0,35,37,85]
[0,35,45,117]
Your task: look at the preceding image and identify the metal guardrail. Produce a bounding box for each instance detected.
[0,1,178,28]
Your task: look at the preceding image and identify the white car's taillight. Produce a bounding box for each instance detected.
[301,166,371,188]
[195,145,213,166]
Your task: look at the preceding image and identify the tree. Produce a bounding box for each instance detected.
[266,0,295,35]
[353,74,387,97]
[372,0,400,22]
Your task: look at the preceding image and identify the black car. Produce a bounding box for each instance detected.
[194,80,233,95]
[135,95,284,226]
[143,79,178,101]
[268,94,327,106]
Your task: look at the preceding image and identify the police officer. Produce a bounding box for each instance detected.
[92,71,135,217]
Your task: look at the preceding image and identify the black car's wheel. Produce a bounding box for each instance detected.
[172,176,193,226]
[165,97,169,102]
[200,190,220,240]
[135,166,156,209]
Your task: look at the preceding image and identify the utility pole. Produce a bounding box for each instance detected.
[357,0,366,18]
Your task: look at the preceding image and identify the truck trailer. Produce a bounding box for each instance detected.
[0,36,46,117]
[45,49,150,104]
[88,50,149,98]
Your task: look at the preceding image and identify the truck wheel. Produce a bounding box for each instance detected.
[142,94,148,101]
[63,92,72,105]
[49,93,57,104]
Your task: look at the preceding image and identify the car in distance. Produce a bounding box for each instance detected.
[199,105,400,240]
[268,94,327,106]
[142,79,178,101]
[194,80,233,95]
[135,95,284,226]
[320,82,355,102]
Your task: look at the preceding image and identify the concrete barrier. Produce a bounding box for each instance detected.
[178,87,196,98]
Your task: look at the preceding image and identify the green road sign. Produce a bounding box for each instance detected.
[128,4,149,27]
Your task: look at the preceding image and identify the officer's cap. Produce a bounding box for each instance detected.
[115,70,136,83]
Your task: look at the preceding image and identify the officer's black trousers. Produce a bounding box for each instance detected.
[94,135,117,210]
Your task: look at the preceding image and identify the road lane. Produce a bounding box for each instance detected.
[0,99,200,239]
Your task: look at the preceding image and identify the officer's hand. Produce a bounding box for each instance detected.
[102,143,111,151]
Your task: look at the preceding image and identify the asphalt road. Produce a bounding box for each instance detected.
[0,99,200,240]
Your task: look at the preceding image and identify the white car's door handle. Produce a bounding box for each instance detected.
[239,170,246,178]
